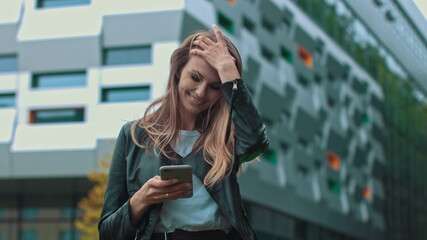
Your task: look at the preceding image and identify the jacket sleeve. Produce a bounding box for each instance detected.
[98,124,138,240]
[221,78,269,164]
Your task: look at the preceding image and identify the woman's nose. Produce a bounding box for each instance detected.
[195,84,207,98]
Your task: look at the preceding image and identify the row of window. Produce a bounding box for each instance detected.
[0,229,79,240]
[0,46,151,73]
[37,0,90,9]
[244,200,362,240]
[0,85,150,109]
[262,148,374,199]
[0,207,76,220]
[218,10,314,69]
[0,206,81,240]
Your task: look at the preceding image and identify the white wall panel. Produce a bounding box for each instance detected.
[0,0,23,23]
[0,73,18,92]
[0,109,16,143]
[12,123,97,151]
[18,0,101,40]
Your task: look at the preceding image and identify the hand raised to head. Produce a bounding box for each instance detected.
[190,24,240,83]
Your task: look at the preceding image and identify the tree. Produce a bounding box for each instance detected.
[75,154,111,240]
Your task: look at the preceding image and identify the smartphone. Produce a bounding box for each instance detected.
[159,165,193,198]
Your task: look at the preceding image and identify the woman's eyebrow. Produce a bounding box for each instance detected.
[190,70,205,80]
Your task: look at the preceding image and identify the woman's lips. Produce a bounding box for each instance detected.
[188,92,203,105]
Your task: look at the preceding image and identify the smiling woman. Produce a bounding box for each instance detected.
[177,56,222,130]
[98,25,269,240]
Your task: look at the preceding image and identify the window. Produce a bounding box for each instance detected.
[260,46,275,63]
[262,17,275,33]
[297,75,309,88]
[298,46,313,68]
[326,151,340,171]
[22,208,39,220]
[36,0,90,9]
[0,55,18,72]
[21,230,38,240]
[373,0,384,7]
[217,12,234,34]
[282,8,293,29]
[61,207,74,218]
[226,0,236,5]
[363,186,372,200]
[280,46,293,64]
[385,10,395,22]
[280,141,289,153]
[314,74,322,84]
[103,46,151,66]
[327,179,340,194]
[261,149,277,165]
[297,164,309,176]
[32,72,86,89]
[29,108,84,124]
[59,230,79,240]
[242,16,255,32]
[101,86,150,103]
[0,93,15,108]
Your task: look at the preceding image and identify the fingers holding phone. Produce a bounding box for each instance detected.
[160,165,193,198]
[135,175,191,205]
[129,175,191,226]
[161,178,193,200]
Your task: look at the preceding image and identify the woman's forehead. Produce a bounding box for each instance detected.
[185,56,220,82]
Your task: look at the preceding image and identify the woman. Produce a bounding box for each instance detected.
[98,25,269,240]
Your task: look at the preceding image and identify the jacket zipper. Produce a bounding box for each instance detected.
[134,230,140,240]
[225,79,238,143]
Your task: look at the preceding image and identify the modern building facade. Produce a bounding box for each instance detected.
[0,0,426,240]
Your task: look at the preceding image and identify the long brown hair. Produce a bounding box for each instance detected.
[131,30,242,188]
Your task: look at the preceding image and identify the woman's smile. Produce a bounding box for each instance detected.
[187,92,204,105]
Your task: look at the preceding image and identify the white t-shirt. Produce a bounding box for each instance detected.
[154,130,231,233]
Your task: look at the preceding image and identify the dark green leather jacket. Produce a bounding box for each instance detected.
[98,79,269,240]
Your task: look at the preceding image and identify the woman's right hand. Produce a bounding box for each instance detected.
[129,176,192,226]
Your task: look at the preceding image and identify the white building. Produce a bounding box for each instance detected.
[1,0,426,239]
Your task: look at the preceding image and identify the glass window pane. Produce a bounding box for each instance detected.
[21,208,38,220]
[32,72,86,89]
[0,93,15,108]
[21,230,38,240]
[32,108,84,123]
[217,12,234,34]
[61,207,74,219]
[104,46,151,66]
[102,86,150,102]
[242,16,255,32]
[37,0,90,8]
[0,55,18,72]
[59,230,72,240]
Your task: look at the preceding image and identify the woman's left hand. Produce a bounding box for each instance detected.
[190,24,240,83]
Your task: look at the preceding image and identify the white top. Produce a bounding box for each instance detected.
[154,130,231,233]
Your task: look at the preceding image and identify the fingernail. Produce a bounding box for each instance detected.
[212,24,217,28]
[186,183,192,188]
[172,179,179,184]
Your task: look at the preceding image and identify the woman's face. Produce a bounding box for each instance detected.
[177,56,222,121]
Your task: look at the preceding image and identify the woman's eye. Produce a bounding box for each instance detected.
[210,85,221,90]
[191,74,201,82]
